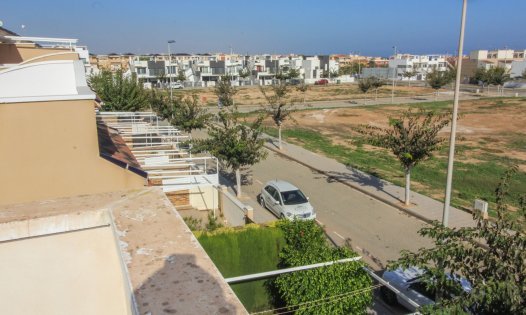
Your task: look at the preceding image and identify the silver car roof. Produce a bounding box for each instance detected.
[266,180,299,192]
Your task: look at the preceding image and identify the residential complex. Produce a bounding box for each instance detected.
[462,49,526,79]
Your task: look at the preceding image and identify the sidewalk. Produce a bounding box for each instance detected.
[264,137,477,229]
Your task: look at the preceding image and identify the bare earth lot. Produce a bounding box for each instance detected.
[171,83,436,106]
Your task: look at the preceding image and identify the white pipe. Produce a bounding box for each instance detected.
[225,257,362,284]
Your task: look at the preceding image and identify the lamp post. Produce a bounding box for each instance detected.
[167,40,175,100]
[391,46,397,104]
[442,0,468,227]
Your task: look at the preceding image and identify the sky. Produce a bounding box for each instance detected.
[2,0,525,56]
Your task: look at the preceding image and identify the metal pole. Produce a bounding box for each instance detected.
[391,46,397,104]
[443,0,468,227]
[167,40,175,101]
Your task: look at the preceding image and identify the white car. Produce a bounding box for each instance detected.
[259,180,316,220]
[381,267,472,312]
[170,82,184,89]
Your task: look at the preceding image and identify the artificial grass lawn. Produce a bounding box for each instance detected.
[263,121,526,216]
[197,225,285,312]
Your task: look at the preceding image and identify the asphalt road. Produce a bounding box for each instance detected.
[233,150,433,270]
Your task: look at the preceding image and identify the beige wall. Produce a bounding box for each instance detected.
[189,186,218,211]
[0,226,133,315]
[0,99,146,205]
[0,43,78,64]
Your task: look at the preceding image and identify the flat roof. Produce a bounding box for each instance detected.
[0,188,246,314]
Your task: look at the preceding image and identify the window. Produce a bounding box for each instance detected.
[281,190,308,205]
[265,186,277,199]
[137,67,146,74]
[408,282,436,301]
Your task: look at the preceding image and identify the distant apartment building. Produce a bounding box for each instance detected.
[462,49,526,79]
[388,53,450,80]
[0,27,246,315]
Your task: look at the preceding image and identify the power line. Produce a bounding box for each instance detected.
[250,284,383,315]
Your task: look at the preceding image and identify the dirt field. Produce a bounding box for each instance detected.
[171,83,436,106]
[283,98,526,169]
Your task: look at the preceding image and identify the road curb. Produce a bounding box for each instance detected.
[264,143,437,226]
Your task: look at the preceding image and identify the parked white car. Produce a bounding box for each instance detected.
[170,82,184,89]
[381,267,472,312]
[259,180,316,220]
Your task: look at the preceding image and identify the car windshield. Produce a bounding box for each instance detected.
[281,190,308,205]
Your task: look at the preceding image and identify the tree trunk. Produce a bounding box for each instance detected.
[375,88,378,101]
[278,124,282,150]
[404,168,411,206]
[435,90,438,101]
[408,78,411,87]
[235,168,242,197]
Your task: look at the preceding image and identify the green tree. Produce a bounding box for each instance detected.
[269,220,373,315]
[149,91,211,133]
[176,69,186,82]
[473,67,491,90]
[402,69,419,87]
[288,68,300,80]
[321,70,330,79]
[171,95,211,133]
[390,166,526,314]
[260,82,295,150]
[358,76,379,104]
[214,75,238,108]
[275,71,288,82]
[367,60,376,68]
[238,68,251,80]
[355,108,452,206]
[489,66,510,95]
[296,82,309,105]
[426,67,454,100]
[88,70,148,111]
[192,108,267,197]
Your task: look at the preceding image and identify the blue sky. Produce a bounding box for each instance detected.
[2,0,525,56]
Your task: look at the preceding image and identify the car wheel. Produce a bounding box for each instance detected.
[259,195,266,209]
[380,287,398,306]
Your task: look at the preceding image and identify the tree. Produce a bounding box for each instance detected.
[367,60,376,68]
[149,91,211,133]
[214,75,238,108]
[296,82,309,105]
[88,70,148,111]
[426,68,454,100]
[260,82,295,150]
[321,70,330,79]
[489,66,510,94]
[355,108,452,206]
[176,69,186,82]
[370,77,384,101]
[358,76,378,104]
[473,67,491,90]
[330,70,340,78]
[288,68,300,80]
[191,108,267,197]
[238,68,251,80]
[275,71,289,82]
[402,69,419,87]
[390,166,526,314]
[268,220,373,315]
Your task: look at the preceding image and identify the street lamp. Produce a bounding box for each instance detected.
[167,40,175,100]
[442,0,468,227]
[391,46,397,104]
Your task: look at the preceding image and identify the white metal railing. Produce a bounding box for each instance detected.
[97,111,219,193]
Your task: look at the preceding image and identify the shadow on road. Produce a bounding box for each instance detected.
[324,168,401,203]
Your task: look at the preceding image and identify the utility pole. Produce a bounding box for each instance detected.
[167,40,175,100]
[391,46,397,104]
[442,0,468,227]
